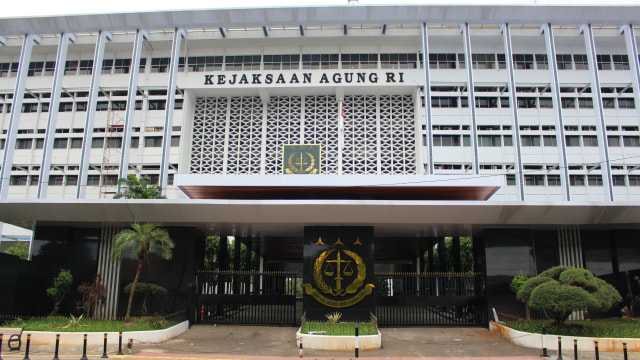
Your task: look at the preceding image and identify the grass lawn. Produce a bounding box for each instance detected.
[1,316,180,332]
[505,318,640,338]
[300,321,378,336]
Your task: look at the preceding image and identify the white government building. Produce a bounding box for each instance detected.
[0,3,640,323]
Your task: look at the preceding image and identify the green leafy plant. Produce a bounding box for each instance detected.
[63,314,87,329]
[111,223,174,322]
[516,266,622,325]
[510,271,529,294]
[123,282,168,315]
[324,312,342,324]
[4,242,29,260]
[46,269,73,316]
[113,175,166,199]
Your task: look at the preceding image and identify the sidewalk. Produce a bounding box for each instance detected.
[1,325,638,360]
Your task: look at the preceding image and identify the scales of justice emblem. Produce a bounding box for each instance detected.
[283,144,320,174]
[303,237,375,308]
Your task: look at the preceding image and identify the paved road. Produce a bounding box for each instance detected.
[1,325,637,360]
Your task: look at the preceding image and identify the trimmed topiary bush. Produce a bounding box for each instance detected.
[516,265,622,325]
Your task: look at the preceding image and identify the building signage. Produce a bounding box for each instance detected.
[203,71,408,86]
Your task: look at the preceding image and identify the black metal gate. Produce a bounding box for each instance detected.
[373,273,487,326]
[194,271,297,326]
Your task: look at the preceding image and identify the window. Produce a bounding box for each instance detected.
[59,102,73,112]
[608,136,621,147]
[174,99,183,110]
[224,55,260,71]
[432,135,460,146]
[380,53,418,69]
[16,139,33,149]
[503,135,513,146]
[151,58,170,73]
[171,136,180,147]
[73,102,86,112]
[87,175,100,186]
[342,53,378,69]
[107,137,122,148]
[597,54,612,70]
[561,98,576,109]
[102,59,113,74]
[65,175,78,185]
[573,55,588,70]
[517,98,537,109]
[10,175,28,185]
[613,175,626,186]
[187,56,223,72]
[472,54,496,69]
[49,175,64,185]
[539,98,553,109]
[35,138,44,149]
[70,138,83,149]
[619,98,635,109]
[556,54,573,70]
[53,138,68,149]
[629,175,640,186]
[535,54,548,69]
[111,101,126,111]
[478,135,501,147]
[429,53,457,69]
[578,98,593,109]
[91,138,104,149]
[103,175,118,185]
[22,103,38,113]
[500,97,510,108]
[130,137,139,148]
[78,60,93,75]
[521,135,541,146]
[65,60,78,75]
[264,54,300,70]
[41,103,49,112]
[623,136,640,147]
[146,174,160,185]
[112,59,131,74]
[476,97,498,108]
[582,135,598,147]
[543,135,557,147]
[28,61,44,76]
[148,100,166,110]
[513,54,534,70]
[144,136,163,147]
[431,97,458,108]
[524,175,545,186]
[29,175,39,185]
[566,135,581,147]
[570,175,585,186]
[547,175,561,186]
[506,174,516,185]
[302,54,339,69]
[612,55,630,70]
[587,175,603,186]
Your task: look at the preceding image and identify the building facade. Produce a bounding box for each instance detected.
[1,4,640,324]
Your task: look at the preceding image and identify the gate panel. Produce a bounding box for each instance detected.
[195,271,297,326]
[373,273,487,326]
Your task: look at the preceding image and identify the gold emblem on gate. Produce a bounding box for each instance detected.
[303,249,374,308]
[283,144,321,174]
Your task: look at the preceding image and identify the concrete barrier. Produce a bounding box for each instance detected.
[295,328,381,351]
[20,320,189,346]
[490,321,639,352]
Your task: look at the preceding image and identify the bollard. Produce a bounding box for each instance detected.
[299,336,303,358]
[52,334,60,360]
[623,343,628,360]
[594,341,599,360]
[541,325,548,357]
[573,339,577,360]
[102,333,108,358]
[80,334,88,360]
[117,332,123,355]
[557,336,562,360]
[23,334,31,360]
[355,326,359,358]
[0,334,3,360]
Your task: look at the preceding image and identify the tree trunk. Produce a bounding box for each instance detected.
[125,259,144,322]
[49,299,62,317]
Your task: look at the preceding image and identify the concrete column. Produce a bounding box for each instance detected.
[421,23,434,175]
[461,23,479,174]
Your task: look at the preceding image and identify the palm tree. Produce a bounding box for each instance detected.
[111,223,174,322]
[114,175,166,199]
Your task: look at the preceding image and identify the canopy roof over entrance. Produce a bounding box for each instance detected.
[175,175,502,201]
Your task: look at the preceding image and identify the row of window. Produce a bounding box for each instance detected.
[0,52,635,77]
[430,124,640,132]
[9,173,173,186]
[429,134,640,147]
[0,89,177,101]
[1,99,184,114]
[518,174,640,187]
[3,136,180,150]
[430,96,635,109]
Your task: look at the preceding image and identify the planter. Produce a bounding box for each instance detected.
[17,320,189,346]
[296,328,381,351]
[490,321,639,352]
